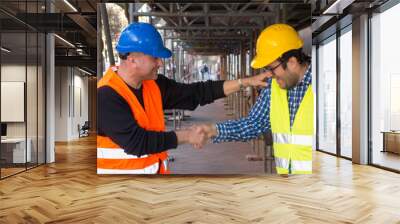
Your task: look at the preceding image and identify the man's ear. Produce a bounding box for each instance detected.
[287,56,298,69]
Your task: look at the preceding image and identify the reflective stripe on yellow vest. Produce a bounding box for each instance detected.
[97,67,169,174]
[270,79,314,174]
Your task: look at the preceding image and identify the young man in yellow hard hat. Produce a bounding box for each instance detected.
[197,24,313,174]
[97,22,271,174]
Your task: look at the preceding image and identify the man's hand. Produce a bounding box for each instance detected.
[223,71,272,96]
[193,123,218,138]
[188,126,209,149]
[175,127,208,149]
[242,71,272,88]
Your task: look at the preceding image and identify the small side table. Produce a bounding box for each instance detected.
[381,131,400,154]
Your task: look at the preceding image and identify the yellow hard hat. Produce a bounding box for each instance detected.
[251,24,304,69]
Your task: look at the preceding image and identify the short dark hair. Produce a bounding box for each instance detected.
[118,53,129,60]
[278,48,310,69]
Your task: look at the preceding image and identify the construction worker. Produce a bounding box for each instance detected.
[197,24,313,174]
[97,22,270,174]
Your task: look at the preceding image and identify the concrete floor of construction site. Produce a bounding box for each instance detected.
[166,98,265,174]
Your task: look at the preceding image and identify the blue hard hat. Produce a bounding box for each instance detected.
[116,22,172,58]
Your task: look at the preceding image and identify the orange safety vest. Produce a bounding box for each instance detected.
[97,67,169,174]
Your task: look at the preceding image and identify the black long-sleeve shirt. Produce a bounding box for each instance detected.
[98,74,225,157]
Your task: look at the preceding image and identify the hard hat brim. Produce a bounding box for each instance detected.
[152,47,172,58]
[251,55,272,69]
[115,46,173,59]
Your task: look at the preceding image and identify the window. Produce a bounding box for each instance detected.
[0,0,46,179]
[339,27,352,158]
[317,36,337,154]
[371,2,400,171]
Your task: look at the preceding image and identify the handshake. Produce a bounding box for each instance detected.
[176,123,218,149]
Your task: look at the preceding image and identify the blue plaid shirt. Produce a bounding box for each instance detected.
[213,66,312,143]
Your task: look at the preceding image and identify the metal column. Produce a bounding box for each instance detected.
[100,4,115,66]
[170,38,177,130]
[129,3,138,22]
[97,4,103,79]
[46,0,55,163]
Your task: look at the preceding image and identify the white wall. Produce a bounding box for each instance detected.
[72,72,89,138]
[55,67,89,141]
[55,66,68,141]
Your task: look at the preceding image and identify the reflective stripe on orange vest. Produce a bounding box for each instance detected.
[97,147,150,159]
[97,67,169,174]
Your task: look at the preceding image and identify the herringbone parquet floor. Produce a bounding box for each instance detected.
[1,136,400,223]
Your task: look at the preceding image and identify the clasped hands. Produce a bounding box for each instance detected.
[177,123,217,149]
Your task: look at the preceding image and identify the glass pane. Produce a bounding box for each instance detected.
[371,3,400,171]
[318,36,337,154]
[1,0,46,178]
[340,29,352,158]
[1,30,27,177]
[27,31,38,169]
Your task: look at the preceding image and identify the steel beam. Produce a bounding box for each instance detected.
[55,55,96,67]
[156,26,259,30]
[130,12,274,17]
[66,14,96,38]
[165,36,248,40]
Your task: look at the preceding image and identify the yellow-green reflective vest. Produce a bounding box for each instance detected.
[270,79,314,174]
